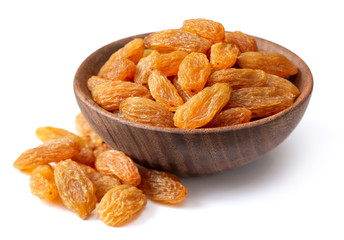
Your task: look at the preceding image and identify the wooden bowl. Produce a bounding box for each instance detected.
[74,33,313,177]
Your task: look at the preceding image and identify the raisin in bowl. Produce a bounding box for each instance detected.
[74,33,313,176]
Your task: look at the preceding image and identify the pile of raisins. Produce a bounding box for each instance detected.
[14,18,301,227]
[88,18,300,129]
[13,113,187,227]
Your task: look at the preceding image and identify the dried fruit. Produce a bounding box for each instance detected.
[71,147,96,166]
[13,138,80,170]
[97,184,147,227]
[143,29,212,53]
[36,126,91,149]
[95,150,141,186]
[264,73,300,98]
[93,143,112,158]
[91,80,151,111]
[98,58,136,81]
[54,159,97,219]
[237,51,298,77]
[119,97,175,127]
[79,164,121,202]
[30,164,59,201]
[138,169,187,204]
[98,38,144,76]
[133,50,160,86]
[148,69,184,111]
[32,164,55,180]
[75,113,103,148]
[87,76,109,91]
[172,76,194,102]
[143,48,154,57]
[182,18,225,43]
[205,107,252,127]
[225,31,258,52]
[174,83,231,129]
[226,87,295,118]
[177,52,211,94]
[151,50,188,76]
[210,42,239,70]
[207,68,267,89]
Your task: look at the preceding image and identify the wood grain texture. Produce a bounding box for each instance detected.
[74,33,313,176]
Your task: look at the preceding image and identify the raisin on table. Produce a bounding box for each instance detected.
[138,169,187,204]
[97,184,147,227]
[54,159,97,219]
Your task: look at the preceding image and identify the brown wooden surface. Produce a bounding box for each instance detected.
[73,33,313,177]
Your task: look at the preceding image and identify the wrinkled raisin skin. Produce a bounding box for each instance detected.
[95,150,141,186]
[177,52,211,94]
[207,68,267,89]
[138,169,187,204]
[148,69,184,111]
[54,159,97,219]
[174,83,231,129]
[226,87,295,118]
[225,31,258,53]
[143,29,212,53]
[210,42,239,70]
[182,18,225,43]
[120,97,175,127]
[13,138,80,171]
[97,184,147,227]
[91,80,152,111]
[205,107,252,128]
[30,164,59,201]
[237,51,298,78]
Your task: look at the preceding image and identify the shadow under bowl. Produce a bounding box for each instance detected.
[74,33,313,177]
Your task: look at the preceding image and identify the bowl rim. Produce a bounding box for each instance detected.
[74,33,313,135]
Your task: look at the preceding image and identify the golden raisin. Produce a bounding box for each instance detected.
[172,76,194,102]
[225,31,258,52]
[91,80,151,111]
[133,50,160,86]
[13,138,80,171]
[148,69,184,111]
[205,107,252,127]
[54,159,97,219]
[210,42,240,70]
[98,38,144,76]
[177,52,211,94]
[30,164,59,201]
[95,150,141,186]
[264,73,300,98]
[71,147,96,166]
[138,169,187,204]
[97,184,147,227]
[98,58,136,81]
[182,18,225,43]
[174,83,231,129]
[87,76,109,91]
[93,143,112,158]
[207,68,267,89]
[35,126,91,149]
[119,97,175,127]
[237,51,298,77]
[226,87,295,118]
[143,29,212,53]
[79,164,121,202]
[151,50,188,76]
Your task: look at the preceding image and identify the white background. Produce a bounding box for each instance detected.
[1,0,343,239]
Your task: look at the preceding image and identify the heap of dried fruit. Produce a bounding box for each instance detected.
[88,18,300,129]
[13,113,187,227]
[14,17,300,228]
